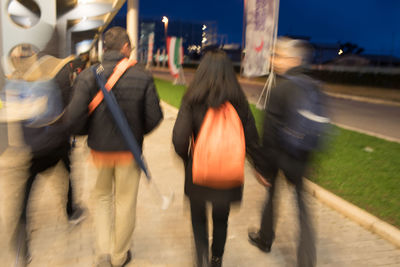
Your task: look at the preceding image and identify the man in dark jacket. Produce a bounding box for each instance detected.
[248,37,317,267]
[20,55,86,226]
[3,43,86,265]
[64,27,163,267]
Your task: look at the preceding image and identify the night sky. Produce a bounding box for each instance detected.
[119,0,400,56]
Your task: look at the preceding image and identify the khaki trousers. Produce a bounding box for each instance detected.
[93,161,141,266]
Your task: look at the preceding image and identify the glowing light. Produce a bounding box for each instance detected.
[162,16,168,24]
[202,24,207,31]
[188,45,202,53]
[338,49,343,55]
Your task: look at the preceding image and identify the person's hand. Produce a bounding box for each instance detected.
[253,170,272,187]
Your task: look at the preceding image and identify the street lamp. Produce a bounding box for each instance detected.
[162,16,169,43]
[162,16,168,67]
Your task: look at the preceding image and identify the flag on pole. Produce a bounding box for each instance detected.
[167,37,184,78]
[156,48,160,67]
[161,48,166,67]
[243,0,278,77]
[146,32,154,68]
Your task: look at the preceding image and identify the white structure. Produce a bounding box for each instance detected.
[0,0,138,152]
[0,0,56,74]
[0,0,134,69]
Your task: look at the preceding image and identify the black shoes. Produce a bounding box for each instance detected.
[121,250,132,267]
[248,230,272,253]
[95,251,131,267]
[26,250,32,265]
[68,206,87,225]
[210,256,222,267]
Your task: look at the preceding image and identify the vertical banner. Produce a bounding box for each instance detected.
[156,48,160,67]
[146,32,154,67]
[162,48,166,67]
[167,36,183,78]
[243,0,278,77]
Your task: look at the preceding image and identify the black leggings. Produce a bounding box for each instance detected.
[21,143,73,222]
[190,198,230,265]
[260,151,316,267]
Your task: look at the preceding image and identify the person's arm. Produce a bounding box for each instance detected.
[243,103,260,161]
[241,103,266,173]
[250,82,288,182]
[172,102,192,163]
[260,79,289,148]
[238,103,272,187]
[253,169,272,187]
[143,76,163,134]
[63,69,93,134]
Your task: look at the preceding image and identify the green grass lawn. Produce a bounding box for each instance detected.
[154,78,186,108]
[309,127,400,227]
[154,78,400,228]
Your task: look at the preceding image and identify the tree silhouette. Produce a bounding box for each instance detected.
[339,42,364,55]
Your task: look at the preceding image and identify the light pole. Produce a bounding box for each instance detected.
[162,16,169,46]
[162,16,168,67]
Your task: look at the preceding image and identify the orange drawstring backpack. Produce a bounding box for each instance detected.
[192,102,246,189]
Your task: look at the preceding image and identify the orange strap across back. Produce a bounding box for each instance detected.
[88,58,137,114]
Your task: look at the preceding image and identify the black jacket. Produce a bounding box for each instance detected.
[173,100,260,203]
[65,51,163,151]
[22,60,73,156]
[254,67,312,182]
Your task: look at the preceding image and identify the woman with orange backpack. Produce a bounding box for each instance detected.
[173,50,261,267]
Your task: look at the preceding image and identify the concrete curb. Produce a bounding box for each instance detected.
[238,78,400,107]
[331,122,400,144]
[304,179,400,249]
[324,91,400,107]
[161,100,400,249]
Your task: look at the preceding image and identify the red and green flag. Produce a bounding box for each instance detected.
[167,36,183,78]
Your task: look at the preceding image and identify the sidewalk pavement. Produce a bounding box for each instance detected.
[1,102,400,267]
[0,123,7,154]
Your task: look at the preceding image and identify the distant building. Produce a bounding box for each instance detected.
[320,53,400,68]
[310,41,400,67]
[221,44,242,63]
[108,15,203,60]
[327,54,369,66]
[362,54,400,67]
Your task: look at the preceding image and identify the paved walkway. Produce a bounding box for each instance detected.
[0,123,7,154]
[1,103,400,267]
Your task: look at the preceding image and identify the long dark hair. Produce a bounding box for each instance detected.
[183,49,246,108]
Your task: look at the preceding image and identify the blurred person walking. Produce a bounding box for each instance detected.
[248,37,329,267]
[64,27,163,267]
[19,50,87,226]
[3,44,86,264]
[172,50,260,267]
